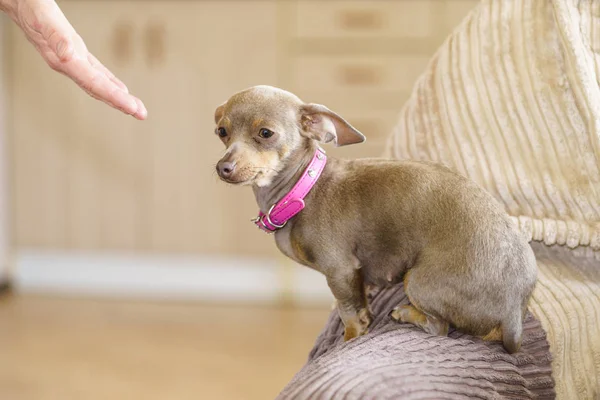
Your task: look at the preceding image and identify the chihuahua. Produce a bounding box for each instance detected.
[213,85,537,353]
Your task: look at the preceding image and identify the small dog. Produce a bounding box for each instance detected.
[213,85,537,353]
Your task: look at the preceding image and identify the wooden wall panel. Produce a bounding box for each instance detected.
[131,2,281,255]
[10,26,70,248]
[1,16,10,279]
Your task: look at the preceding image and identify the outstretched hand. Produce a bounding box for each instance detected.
[1,0,147,119]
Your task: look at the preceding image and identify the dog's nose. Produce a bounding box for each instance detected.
[217,160,236,178]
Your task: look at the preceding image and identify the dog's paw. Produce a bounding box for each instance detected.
[358,307,372,328]
[343,308,372,341]
[390,304,412,323]
[364,284,380,300]
[390,305,449,336]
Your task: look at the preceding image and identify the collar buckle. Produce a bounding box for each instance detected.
[265,203,287,229]
[252,203,287,234]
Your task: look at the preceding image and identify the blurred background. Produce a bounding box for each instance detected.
[0,1,477,399]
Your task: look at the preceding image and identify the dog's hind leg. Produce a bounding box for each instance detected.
[390,269,450,336]
[390,304,450,336]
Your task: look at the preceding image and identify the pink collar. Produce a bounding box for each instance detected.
[253,148,327,234]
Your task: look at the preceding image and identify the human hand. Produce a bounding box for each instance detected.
[1,0,147,119]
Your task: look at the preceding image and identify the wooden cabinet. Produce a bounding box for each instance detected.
[282,0,471,161]
[8,1,281,257]
[6,0,478,257]
[294,1,437,39]
[127,2,281,256]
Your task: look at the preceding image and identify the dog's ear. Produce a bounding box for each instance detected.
[214,101,227,124]
[299,103,366,146]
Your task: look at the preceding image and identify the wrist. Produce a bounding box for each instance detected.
[0,0,17,17]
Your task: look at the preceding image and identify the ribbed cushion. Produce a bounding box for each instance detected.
[278,274,555,400]
[528,243,600,399]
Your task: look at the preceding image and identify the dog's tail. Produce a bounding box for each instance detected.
[501,308,523,354]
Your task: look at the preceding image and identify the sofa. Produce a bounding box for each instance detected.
[278,1,600,399]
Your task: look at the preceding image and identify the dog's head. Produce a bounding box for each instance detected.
[213,85,365,186]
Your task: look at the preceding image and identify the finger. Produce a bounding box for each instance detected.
[88,53,129,93]
[81,70,139,115]
[132,97,148,120]
[87,58,147,119]
[82,67,146,119]
[59,51,141,117]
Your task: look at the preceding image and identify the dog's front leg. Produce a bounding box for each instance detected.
[326,268,371,341]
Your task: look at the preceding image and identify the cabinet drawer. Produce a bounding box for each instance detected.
[294,0,436,39]
[292,56,429,94]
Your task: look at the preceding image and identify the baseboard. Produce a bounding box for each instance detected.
[12,250,333,305]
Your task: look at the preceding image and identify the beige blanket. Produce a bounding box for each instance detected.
[383,1,600,398]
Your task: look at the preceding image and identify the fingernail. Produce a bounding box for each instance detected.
[135,99,148,120]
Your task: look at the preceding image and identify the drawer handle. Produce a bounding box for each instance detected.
[144,22,166,67]
[112,22,133,65]
[337,10,383,31]
[338,65,382,86]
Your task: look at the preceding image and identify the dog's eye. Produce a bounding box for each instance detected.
[217,127,227,138]
[259,128,274,139]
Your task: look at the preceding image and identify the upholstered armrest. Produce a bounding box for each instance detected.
[278,279,554,399]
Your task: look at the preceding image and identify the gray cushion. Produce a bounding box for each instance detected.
[278,284,555,399]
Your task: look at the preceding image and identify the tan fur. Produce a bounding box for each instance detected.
[251,118,264,130]
[213,85,538,353]
[481,326,503,342]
